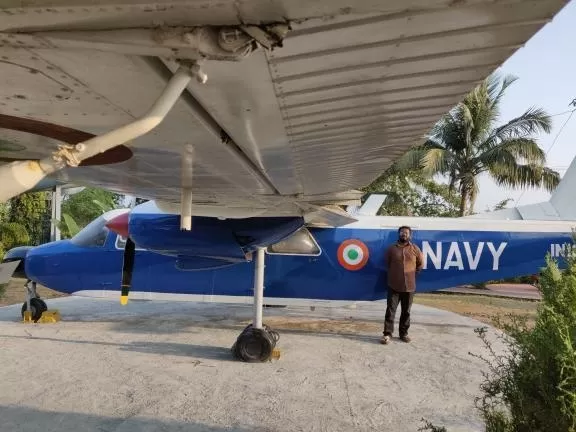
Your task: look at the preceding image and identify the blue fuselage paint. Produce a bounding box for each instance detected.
[24,222,572,301]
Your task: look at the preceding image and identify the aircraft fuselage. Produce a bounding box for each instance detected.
[24,215,574,305]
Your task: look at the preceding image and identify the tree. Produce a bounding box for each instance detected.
[395,74,560,216]
[0,221,30,258]
[58,188,124,238]
[61,188,122,227]
[487,198,514,213]
[362,168,460,217]
[7,191,49,245]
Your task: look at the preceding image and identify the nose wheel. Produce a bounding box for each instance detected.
[231,248,280,362]
[20,280,47,323]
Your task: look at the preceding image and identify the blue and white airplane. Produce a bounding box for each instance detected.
[14,192,575,307]
[6,155,576,337]
[0,0,571,360]
[4,162,576,360]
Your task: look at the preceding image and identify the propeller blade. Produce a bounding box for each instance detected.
[121,237,135,305]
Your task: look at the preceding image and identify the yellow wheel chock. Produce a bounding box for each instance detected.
[22,310,61,323]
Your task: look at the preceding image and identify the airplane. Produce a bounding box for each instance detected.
[5,153,576,360]
[0,0,572,361]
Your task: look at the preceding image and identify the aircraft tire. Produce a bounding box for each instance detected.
[21,298,48,323]
[231,324,279,362]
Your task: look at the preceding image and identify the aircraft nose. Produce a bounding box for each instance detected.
[25,240,71,287]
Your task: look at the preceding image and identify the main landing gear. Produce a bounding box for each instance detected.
[231,248,280,362]
[21,279,47,322]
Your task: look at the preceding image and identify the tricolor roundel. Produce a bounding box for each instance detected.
[337,239,370,271]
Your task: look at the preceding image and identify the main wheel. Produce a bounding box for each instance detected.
[231,324,280,362]
[21,298,48,323]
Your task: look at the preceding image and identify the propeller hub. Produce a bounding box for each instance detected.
[105,212,129,238]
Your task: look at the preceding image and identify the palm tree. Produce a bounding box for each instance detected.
[394,73,560,216]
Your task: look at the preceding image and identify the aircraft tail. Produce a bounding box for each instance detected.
[467,157,576,221]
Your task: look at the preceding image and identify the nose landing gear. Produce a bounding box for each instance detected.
[21,279,47,322]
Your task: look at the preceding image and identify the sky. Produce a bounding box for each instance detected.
[473,0,576,213]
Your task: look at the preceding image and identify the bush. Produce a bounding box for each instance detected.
[471,249,576,431]
[421,241,576,432]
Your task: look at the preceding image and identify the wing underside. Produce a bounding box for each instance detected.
[0,0,569,218]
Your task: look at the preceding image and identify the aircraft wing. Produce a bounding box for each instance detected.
[0,0,569,219]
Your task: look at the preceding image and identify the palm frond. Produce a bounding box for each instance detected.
[422,148,452,175]
[478,138,547,169]
[540,167,562,192]
[499,138,546,164]
[62,213,81,237]
[392,148,428,172]
[489,163,560,191]
[489,73,518,109]
[483,107,552,148]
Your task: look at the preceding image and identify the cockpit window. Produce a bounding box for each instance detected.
[266,227,321,256]
[69,216,109,248]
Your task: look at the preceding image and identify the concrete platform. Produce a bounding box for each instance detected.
[0,297,503,432]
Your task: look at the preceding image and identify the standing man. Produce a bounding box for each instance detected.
[381,226,424,344]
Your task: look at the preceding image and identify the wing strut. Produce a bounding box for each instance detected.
[180,145,194,230]
[0,61,206,203]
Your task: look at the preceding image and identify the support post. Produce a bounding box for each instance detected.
[253,247,265,329]
[50,185,62,242]
[180,145,194,231]
[180,188,192,231]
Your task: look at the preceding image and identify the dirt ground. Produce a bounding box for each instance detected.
[0,296,506,432]
[0,278,68,307]
[414,293,538,329]
[0,278,538,330]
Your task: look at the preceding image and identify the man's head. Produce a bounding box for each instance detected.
[398,226,412,243]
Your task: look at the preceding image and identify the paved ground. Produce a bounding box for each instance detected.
[0,297,504,432]
[442,284,540,300]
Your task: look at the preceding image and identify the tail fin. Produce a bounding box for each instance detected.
[467,158,576,221]
[549,156,576,220]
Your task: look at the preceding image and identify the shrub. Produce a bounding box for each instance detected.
[471,249,576,431]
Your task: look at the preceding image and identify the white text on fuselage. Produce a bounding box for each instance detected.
[421,241,507,271]
[550,243,575,258]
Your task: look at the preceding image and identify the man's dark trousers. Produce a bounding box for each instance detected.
[384,287,414,337]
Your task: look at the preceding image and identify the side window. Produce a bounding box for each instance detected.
[266,227,321,256]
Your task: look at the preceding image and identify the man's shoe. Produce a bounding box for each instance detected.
[400,335,411,343]
[380,335,391,344]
